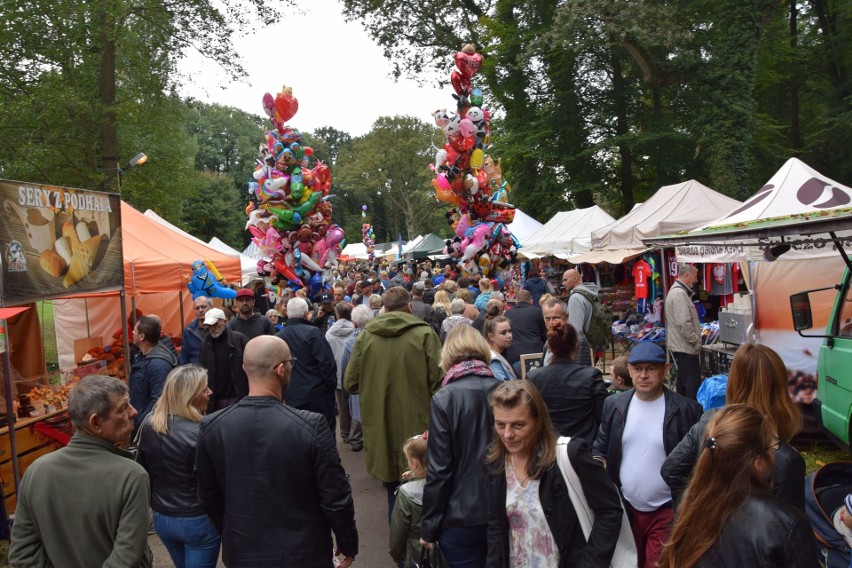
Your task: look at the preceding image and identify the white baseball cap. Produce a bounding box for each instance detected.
[203,308,227,326]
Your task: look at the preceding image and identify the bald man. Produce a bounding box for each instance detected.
[562,268,596,366]
[196,336,358,567]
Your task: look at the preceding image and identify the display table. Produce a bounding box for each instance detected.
[701,343,738,377]
[0,408,68,513]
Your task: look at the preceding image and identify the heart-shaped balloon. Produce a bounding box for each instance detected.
[455,51,483,80]
[274,87,299,125]
[450,70,470,95]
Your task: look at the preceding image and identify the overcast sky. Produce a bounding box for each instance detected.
[178,0,451,137]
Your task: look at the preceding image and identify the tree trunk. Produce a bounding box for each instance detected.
[789,0,802,153]
[99,5,119,192]
[611,46,635,211]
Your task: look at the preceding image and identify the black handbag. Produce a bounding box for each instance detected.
[415,544,447,568]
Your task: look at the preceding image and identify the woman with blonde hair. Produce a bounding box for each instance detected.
[474,278,493,312]
[433,289,452,329]
[662,343,805,510]
[421,325,501,567]
[659,404,817,568]
[485,380,623,567]
[138,365,219,567]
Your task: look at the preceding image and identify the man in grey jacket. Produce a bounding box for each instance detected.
[9,375,152,568]
[665,263,702,399]
[562,268,595,366]
[326,302,360,450]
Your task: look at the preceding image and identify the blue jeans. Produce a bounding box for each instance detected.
[439,524,487,568]
[153,512,221,568]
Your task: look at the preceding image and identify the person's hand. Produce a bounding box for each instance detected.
[334,548,354,567]
[419,538,434,549]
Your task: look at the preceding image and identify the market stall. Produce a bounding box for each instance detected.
[0,179,126,514]
[54,201,242,369]
[646,158,852,405]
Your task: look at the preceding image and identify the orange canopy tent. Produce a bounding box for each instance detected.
[53,202,243,368]
[120,201,241,295]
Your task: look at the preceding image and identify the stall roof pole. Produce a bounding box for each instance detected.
[119,291,130,382]
[1,332,20,503]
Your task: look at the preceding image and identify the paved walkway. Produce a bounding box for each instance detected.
[149,429,392,567]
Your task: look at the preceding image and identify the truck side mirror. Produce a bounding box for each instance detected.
[790,292,814,331]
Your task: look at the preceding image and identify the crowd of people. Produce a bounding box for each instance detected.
[4,259,826,568]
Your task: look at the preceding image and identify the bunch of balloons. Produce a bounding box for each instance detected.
[430,45,520,277]
[243,86,345,293]
[362,224,375,263]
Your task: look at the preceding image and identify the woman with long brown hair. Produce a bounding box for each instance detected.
[485,381,623,567]
[659,404,817,568]
[662,343,805,510]
[483,304,517,381]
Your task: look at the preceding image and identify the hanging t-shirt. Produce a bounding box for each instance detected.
[632,260,651,299]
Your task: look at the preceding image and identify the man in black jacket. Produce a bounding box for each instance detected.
[505,289,548,367]
[592,342,701,568]
[276,297,338,434]
[229,287,274,340]
[196,335,357,567]
[199,308,249,412]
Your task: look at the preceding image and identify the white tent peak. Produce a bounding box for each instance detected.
[592,179,742,250]
[712,157,852,227]
[520,206,615,259]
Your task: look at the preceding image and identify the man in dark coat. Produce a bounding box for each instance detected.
[196,335,357,567]
[276,297,338,434]
[229,287,275,340]
[199,308,249,412]
[130,316,176,431]
[178,296,211,364]
[505,289,548,366]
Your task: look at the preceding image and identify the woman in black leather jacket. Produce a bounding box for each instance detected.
[659,404,817,568]
[420,325,501,568]
[138,365,220,568]
[662,343,805,511]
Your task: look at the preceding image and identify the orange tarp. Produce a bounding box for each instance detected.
[121,202,241,296]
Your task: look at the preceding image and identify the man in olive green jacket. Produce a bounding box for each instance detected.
[344,287,442,514]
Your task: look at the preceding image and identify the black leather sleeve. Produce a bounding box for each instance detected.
[661,411,711,509]
[421,392,452,542]
[312,412,358,557]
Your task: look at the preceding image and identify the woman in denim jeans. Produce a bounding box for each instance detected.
[138,365,220,568]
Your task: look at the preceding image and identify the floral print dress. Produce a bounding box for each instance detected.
[506,464,559,567]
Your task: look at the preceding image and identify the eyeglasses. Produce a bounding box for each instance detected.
[275,358,298,369]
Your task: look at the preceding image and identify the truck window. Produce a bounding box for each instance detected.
[838,282,852,337]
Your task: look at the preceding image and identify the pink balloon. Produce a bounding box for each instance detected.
[460,118,476,138]
[436,174,451,190]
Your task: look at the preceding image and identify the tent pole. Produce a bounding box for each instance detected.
[84,298,90,337]
[119,292,131,381]
[179,291,185,331]
[1,333,20,502]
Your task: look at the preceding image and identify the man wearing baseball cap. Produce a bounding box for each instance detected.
[199,308,249,411]
[593,342,701,568]
[311,291,336,333]
[229,288,275,340]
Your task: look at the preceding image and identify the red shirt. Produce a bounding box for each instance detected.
[632,260,651,299]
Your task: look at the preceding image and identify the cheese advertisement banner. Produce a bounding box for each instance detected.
[0,180,123,304]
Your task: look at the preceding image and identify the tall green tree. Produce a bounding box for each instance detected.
[333,116,446,242]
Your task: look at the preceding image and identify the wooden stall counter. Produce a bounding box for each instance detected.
[0,408,69,514]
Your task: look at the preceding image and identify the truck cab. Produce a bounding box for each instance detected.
[792,272,852,447]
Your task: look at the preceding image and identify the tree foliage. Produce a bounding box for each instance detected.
[333,116,447,243]
[342,0,852,219]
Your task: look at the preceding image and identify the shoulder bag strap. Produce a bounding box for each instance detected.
[555,436,594,539]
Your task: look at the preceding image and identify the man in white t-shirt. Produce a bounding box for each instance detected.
[592,342,701,568]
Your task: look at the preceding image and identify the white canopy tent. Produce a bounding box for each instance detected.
[505,209,544,245]
[571,180,742,264]
[207,237,260,285]
[340,242,369,260]
[519,206,616,260]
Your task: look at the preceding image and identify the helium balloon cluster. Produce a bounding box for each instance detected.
[431,44,520,277]
[362,224,375,263]
[244,86,345,295]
